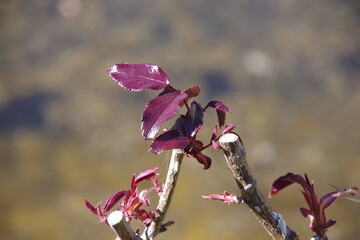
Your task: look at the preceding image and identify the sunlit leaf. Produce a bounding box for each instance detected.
[135,167,159,184]
[108,63,169,91]
[223,124,236,133]
[103,191,127,213]
[84,199,97,215]
[142,90,187,139]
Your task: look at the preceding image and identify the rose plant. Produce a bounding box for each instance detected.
[85,63,359,240]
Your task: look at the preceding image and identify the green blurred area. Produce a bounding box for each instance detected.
[1,0,360,239]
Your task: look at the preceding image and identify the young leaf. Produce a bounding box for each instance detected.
[194,152,212,169]
[96,202,107,223]
[184,101,203,137]
[180,86,200,106]
[149,130,191,154]
[135,167,159,184]
[204,100,232,112]
[319,187,359,211]
[142,90,188,139]
[108,63,169,91]
[103,191,127,212]
[204,101,232,127]
[212,140,222,150]
[84,199,98,215]
[202,191,240,205]
[222,124,236,135]
[269,173,299,198]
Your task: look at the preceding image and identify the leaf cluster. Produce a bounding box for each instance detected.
[269,173,360,239]
[108,63,234,169]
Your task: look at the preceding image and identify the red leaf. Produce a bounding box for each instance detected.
[204,101,232,127]
[96,202,107,223]
[221,124,236,135]
[180,86,200,106]
[323,219,336,229]
[205,101,232,113]
[300,207,310,218]
[319,191,340,211]
[135,167,159,184]
[149,130,191,154]
[103,191,127,213]
[108,63,169,91]
[84,199,97,215]
[216,110,226,128]
[194,152,212,169]
[269,173,298,198]
[184,101,203,137]
[301,191,314,213]
[142,90,188,139]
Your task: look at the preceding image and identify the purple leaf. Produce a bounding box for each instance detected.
[269,173,300,198]
[135,167,159,184]
[184,101,203,137]
[204,101,232,127]
[142,90,188,139]
[300,207,310,218]
[103,191,127,213]
[149,130,191,154]
[108,63,169,91]
[194,152,212,169]
[205,101,232,113]
[84,199,98,215]
[319,191,340,211]
[301,191,314,213]
[216,110,226,128]
[168,116,185,132]
[319,187,360,211]
[323,219,336,229]
[180,86,200,106]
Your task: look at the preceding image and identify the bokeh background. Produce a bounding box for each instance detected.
[1,0,360,239]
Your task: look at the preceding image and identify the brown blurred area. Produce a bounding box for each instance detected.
[1,0,360,239]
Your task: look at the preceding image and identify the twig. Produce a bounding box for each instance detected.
[219,133,299,240]
[144,149,185,239]
[107,211,142,240]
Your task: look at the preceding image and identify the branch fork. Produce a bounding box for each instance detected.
[108,133,299,240]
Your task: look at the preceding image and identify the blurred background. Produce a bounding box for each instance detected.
[1,0,360,239]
